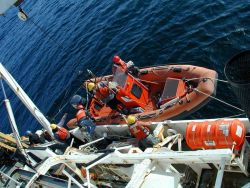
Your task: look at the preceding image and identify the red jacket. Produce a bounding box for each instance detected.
[76,109,86,121]
[128,121,151,140]
[95,86,110,100]
[56,127,69,141]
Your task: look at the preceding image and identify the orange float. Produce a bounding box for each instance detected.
[186,119,246,150]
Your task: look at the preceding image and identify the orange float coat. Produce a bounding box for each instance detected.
[76,109,86,121]
[128,121,151,140]
[56,127,70,141]
[95,85,110,101]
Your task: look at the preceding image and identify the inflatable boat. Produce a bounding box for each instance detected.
[84,57,218,125]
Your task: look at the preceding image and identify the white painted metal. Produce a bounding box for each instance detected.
[28,148,233,179]
[93,118,250,139]
[67,176,72,188]
[142,173,180,188]
[237,140,249,176]
[2,97,36,165]
[22,148,235,188]
[3,99,23,150]
[0,170,22,186]
[214,157,226,188]
[0,0,17,14]
[242,182,250,188]
[126,159,152,188]
[0,63,53,137]
[86,169,91,188]
[63,170,85,188]
[79,137,104,150]
[25,172,39,188]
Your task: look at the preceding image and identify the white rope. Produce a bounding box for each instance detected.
[200,112,246,120]
[52,86,82,119]
[85,82,89,109]
[219,113,246,119]
[194,88,244,112]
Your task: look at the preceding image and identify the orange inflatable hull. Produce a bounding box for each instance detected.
[86,64,218,125]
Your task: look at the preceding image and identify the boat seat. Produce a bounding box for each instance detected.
[158,78,186,108]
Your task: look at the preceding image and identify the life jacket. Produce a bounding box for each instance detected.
[57,127,69,141]
[66,118,78,129]
[129,121,150,140]
[95,85,110,100]
[76,109,86,121]
[94,83,115,104]
[76,104,85,110]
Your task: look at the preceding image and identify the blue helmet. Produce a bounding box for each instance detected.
[70,95,86,109]
[26,130,32,135]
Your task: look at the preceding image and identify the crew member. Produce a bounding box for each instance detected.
[76,108,96,136]
[43,130,53,142]
[26,130,45,146]
[50,123,70,142]
[112,55,127,73]
[87,82,119,110]
[91,81,114,104]
[70,95,96,136]
[112,55,140,77]
[70,95,87,110]
[126,115,159,150]
[50,113,71,142]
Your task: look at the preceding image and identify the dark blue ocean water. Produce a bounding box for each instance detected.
[0,0,250,135]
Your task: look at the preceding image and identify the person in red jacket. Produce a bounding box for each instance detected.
[87,81,121,111]
[88,81,115,104]
[50,124,70,142]
[112,55,140,77]
[50,113,69,142]
[112,55,127,73]
[126,115,159,150]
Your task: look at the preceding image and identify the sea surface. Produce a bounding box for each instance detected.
[0,0,250,135]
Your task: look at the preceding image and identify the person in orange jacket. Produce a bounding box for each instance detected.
[112,55,127,73]
[112,55,140,77]
[70,95,96,136]
[50,123,70,142]
[87,81,123,112]
[126,115,159,150]
[50,113,70,142]
[87,81,115,104]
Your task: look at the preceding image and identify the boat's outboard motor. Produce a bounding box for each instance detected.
[224,50,250,121]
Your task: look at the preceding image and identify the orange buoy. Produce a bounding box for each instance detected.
[186,119,245,150]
